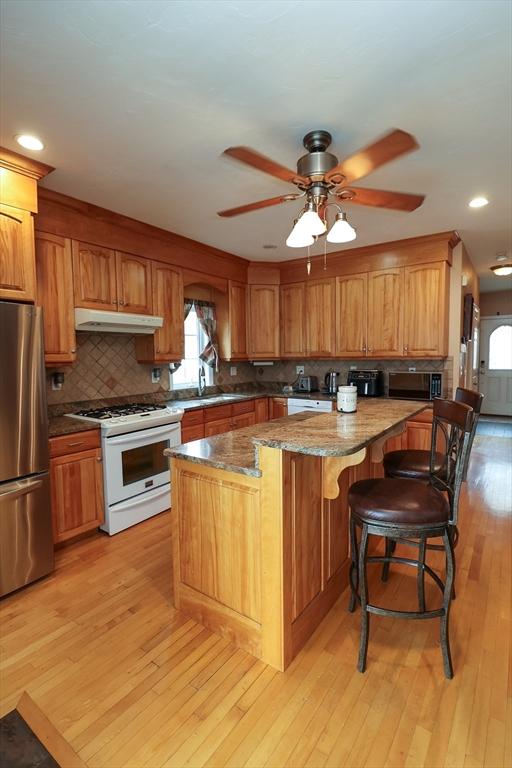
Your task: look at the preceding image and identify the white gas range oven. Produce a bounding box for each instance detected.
[66,403,183,535]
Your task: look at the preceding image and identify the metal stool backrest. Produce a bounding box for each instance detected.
[455,387,484,479]
[430,398,473,526]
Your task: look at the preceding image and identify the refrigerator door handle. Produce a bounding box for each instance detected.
[0,476,44,500]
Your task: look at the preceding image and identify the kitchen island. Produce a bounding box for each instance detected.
[166,399,427,671]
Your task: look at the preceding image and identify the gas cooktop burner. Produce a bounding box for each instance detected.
[74,403,167,419]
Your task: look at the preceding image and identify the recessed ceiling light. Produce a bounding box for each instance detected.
[15,134,44,151]
[490,264,512,277]
[468,196,489,208]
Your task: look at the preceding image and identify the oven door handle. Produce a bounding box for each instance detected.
[110,483,170,511]
[105,423,180,446]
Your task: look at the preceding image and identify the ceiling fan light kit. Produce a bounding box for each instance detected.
[490,263,512,277]
[218,127,425,266]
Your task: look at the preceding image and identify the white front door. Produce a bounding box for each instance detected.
[479,316,512,416]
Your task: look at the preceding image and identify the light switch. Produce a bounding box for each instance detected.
[230,366,237,376]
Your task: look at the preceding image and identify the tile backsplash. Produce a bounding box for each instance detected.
[46,332,171,405]
[47,331,452,405]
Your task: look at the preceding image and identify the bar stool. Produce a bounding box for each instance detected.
[348,398,473,678]
[384,387,483,482]
[380,388,483,583]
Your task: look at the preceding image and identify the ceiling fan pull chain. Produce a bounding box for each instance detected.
[306,245,311,276]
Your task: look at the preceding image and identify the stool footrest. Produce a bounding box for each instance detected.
[367,604,444,620]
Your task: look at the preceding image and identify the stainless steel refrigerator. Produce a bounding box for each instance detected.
[0,301,54,596]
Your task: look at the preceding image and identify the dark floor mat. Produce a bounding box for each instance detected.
[0,710,60,768]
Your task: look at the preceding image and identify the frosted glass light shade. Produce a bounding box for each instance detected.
[326,212,356,243]
[296,209,326,236]
[286,220,314,248]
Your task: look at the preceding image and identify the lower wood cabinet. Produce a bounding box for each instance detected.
[254,397,269,423]
[49,430,104,543]
[180,398,267,443]
[269,397,288,420]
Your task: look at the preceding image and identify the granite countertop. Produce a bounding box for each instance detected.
[48,416,100,438]
[165,399,428,477]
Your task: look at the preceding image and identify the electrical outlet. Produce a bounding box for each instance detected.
[350,365,357,371]
[296,365,305,375]
[151,367,161,383]
[408,366,417,372]
[230,366,237,376]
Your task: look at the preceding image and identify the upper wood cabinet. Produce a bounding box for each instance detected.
[247,285,279,358]
[218,280,247,360]
[403,262,448,357]
[280,282,305,358]
[335,273,367,357]
[367,268,404,358]
[135,261,184,363]
[0,204,36,302]
[305,278,335,356]
[72,241,117,311]
[35,231,76,365]
[116,252,152,314]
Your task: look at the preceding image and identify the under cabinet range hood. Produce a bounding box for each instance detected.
[74,308,163,334]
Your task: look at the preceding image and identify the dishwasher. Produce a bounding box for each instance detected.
[287,398,334,415]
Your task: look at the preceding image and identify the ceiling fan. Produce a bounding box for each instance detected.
[218,129,425,247]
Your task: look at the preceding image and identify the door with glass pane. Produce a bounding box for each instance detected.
[479,316,512,416]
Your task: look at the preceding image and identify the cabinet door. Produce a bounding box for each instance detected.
[280,283,305,358]
[50,447,104,543]
[404,262,448,357]
[72,241,117,310]
[230,281,248,358]
[35,232,76,365]
[116,252,153,315]
[232,412,256,430]
[247,285,279,358]
[305,278,335,356]
[181,424,205,443]
[367,268,403,357]
[0,204,36,301]
[270,397,288,420]
[335,273,368,357]
[204,417,233,437]
[137,261,184,363]
[254,398,269,423]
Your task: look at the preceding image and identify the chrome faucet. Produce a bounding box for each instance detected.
[198,365,206,397]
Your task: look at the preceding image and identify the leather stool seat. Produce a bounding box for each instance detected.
[349,478,449,526]
[383,449,444,480]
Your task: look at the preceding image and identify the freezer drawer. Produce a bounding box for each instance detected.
[0,473,54,597]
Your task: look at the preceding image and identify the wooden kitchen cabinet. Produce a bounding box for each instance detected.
[49,430,104,543]
[116,251,153,314]
[367,267,403,357]
[72,240,118,311]
[270,397,288,420]
[305,278,335,356]
[136,261,184,363]
[254,397,269,423]
[0,204,36,302]
[403,262,449,357]
[335,273,368,357]
[280,282,305,358]
[35,231,76,365]
[181,424,205,442]
[232,411,256,429]
[247,285,279,358]
[218,281,248,360]
[204,418,233,437]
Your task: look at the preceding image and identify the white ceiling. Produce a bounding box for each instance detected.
[1,0,511,292]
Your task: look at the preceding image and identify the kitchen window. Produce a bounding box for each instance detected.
[170,305,214,390]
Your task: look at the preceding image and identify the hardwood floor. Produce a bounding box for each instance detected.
[1,436,510,767]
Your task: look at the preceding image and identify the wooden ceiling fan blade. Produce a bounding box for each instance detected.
[223,146,309,186]
[326,129,419,185]
[217,193,300,218]
[340,187,425,211]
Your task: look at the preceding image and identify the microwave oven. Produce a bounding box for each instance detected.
[388,372,443,401]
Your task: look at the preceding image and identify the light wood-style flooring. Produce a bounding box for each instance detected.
[1,435,510,768]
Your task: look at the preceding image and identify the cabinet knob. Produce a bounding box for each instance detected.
[70,348,76,353]
[97,456,102,462]
[362,346,366,353]
[119,300,125,306]
[404,345,409,353]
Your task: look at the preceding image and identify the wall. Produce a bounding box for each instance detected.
[46,332,171,405]
[480,290,512,317]
[448,242,481,393]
